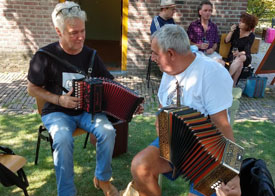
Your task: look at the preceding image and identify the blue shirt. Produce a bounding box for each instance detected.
[150,16,175,35]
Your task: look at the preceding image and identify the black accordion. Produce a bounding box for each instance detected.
[72,77,144,122]
[158,106,244,196]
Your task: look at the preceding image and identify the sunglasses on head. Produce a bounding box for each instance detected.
[56,5,80,17]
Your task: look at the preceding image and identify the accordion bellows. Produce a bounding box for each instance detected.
[73,77,144,122]
[158,106,244,196]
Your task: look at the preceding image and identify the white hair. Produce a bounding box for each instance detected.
[51,1,87,33]
[152,24,190,54]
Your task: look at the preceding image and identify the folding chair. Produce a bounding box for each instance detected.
[34,97,129,164]
[34,97,90,165]
[0,146,29,196]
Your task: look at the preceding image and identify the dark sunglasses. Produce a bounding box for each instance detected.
[56,5,80,17]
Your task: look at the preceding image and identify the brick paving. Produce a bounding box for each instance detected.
[0,72,161,116]
[0,39,274,121]
[0,71,274,123]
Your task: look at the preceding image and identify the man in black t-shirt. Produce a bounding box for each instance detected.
[27,2,118,196]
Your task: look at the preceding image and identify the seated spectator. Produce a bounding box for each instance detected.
[225,13,258,87]
[187,0,224,65]
[150,0,176,35]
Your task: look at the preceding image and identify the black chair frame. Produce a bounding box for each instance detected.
[0,146,29,196]
[146,56,153,88]
[35,125,89,165]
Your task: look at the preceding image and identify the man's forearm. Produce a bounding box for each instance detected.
[210,110,235,141]
[27,80,60,106]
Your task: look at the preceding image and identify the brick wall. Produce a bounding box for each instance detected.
[0,0,247,73]
[0,0,57,72]
[126,0,248,74]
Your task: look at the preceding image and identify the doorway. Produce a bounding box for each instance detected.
[79,0,122,71]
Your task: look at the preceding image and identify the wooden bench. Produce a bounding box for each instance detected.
[219,33,261,84]
[219,33,261,59]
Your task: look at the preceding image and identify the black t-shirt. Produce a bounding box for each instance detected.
[28,42,114,116]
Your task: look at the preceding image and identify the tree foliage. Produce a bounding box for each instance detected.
[247,0,275,19]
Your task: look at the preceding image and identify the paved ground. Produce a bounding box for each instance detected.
[0,71,274,123]
[0,39,274,123]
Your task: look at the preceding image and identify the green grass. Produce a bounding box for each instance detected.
[0,114,274,196]
[233,121,275,181]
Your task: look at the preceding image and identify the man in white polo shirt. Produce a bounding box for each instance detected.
[120,24,241,196]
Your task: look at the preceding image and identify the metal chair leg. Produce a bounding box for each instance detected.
[35,126,43,165]
[49,134,54,153]
[35,125,53,165]
[23,188,29,196]
[146,56,152,88]
[83,132,90,148]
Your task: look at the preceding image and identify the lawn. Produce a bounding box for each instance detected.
[0,113,274,196]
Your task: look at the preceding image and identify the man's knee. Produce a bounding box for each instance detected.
[96,125,116,143]
[131,148,157,178]
[52,130,73,149]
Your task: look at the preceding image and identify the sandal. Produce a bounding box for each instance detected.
[93,177,100,189]
[119,181,139,196]
[93,177,119,196]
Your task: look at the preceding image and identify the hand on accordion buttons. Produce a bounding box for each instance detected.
[58,89,81,109]
[215,175,241,196]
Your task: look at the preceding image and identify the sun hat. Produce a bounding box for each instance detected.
[160,0,176,8]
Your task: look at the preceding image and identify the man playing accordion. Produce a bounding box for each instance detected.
[120,24,241,196]
[27,2,119,196]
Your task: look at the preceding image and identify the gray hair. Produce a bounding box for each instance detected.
[51,1,87,33]
[151,24,190,54]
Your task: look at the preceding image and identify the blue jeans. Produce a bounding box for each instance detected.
[150,137,216,196]
[42,112,116,196]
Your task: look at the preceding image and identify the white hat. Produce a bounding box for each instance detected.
[160,0,176,8]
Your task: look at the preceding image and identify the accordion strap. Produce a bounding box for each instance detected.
[38,48,87,77]
[88,50,97,78]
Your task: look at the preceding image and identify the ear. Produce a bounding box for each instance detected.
[167,49,176,61]
[55,27,62,37]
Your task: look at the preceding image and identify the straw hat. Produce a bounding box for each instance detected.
[160,0,176,8]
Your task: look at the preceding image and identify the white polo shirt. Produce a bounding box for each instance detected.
[158,52,233,116]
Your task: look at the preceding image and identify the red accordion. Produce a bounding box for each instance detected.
[72,77,144,122]
[158,106,244,196]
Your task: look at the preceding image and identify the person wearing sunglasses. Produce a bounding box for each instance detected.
[27,1,119,196]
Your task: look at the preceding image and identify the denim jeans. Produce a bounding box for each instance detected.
[42,112,116,196]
